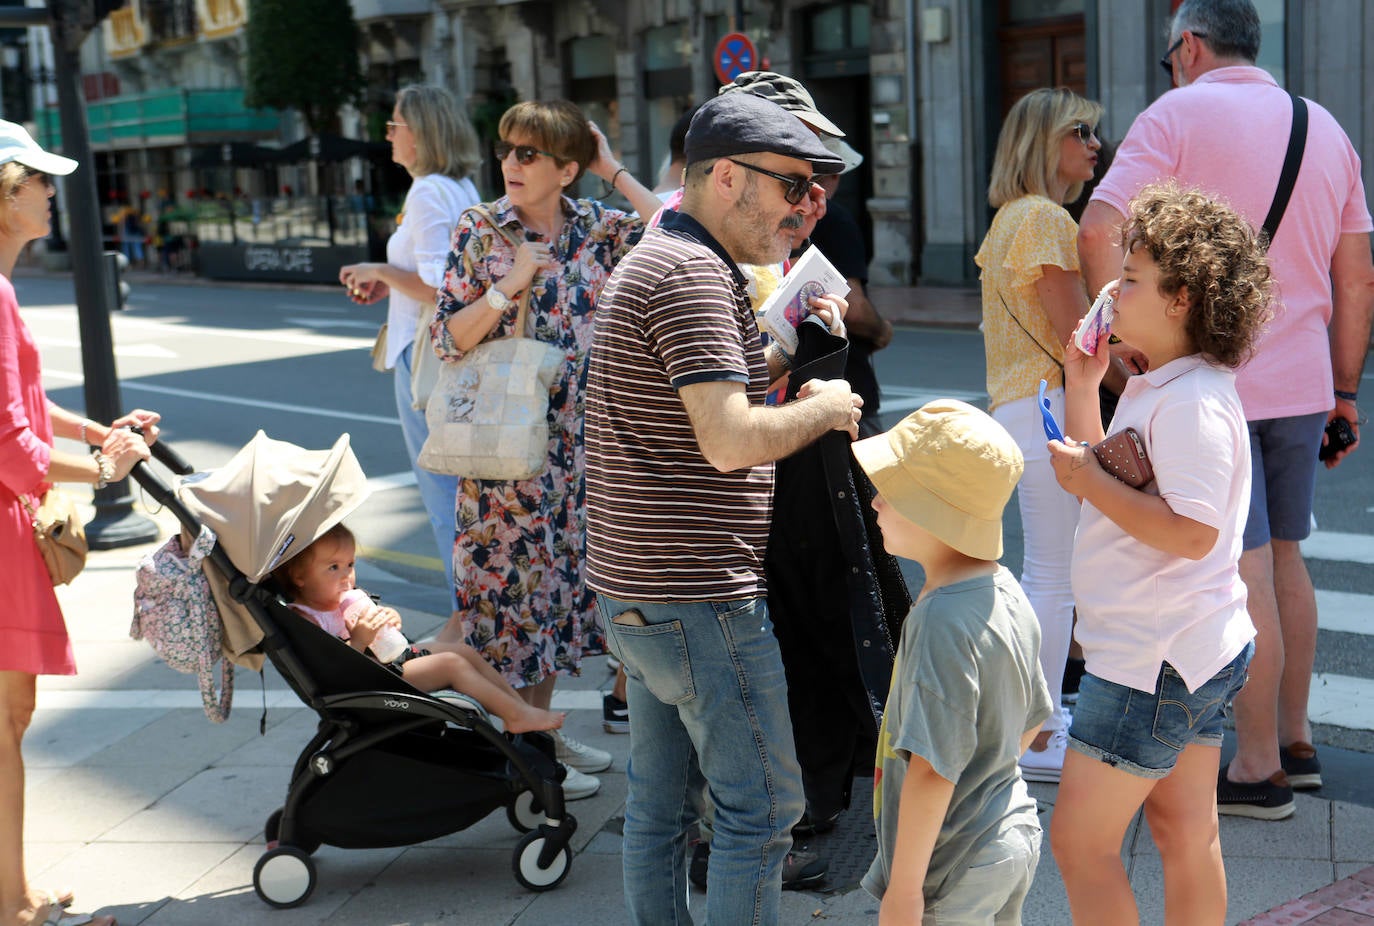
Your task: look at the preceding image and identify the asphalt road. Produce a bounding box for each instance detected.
[18,272,1374,769]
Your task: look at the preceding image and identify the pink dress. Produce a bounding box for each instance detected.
[0,275,76,675]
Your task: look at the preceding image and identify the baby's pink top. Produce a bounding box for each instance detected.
[288,589,371,641]
[1071,355,1256,694]
[1092,66,1373,419]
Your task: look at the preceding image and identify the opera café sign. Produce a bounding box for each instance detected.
[198,242,367,284]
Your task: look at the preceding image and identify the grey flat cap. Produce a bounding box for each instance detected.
[685,93,845,174]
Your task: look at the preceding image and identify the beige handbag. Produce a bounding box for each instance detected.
[21,487,88,586]
[417,204,563,480]
[370,323,389,373]
[408,306,440,409]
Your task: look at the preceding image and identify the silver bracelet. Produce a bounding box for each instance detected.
[79,419,91,445]
[91,449,115,490]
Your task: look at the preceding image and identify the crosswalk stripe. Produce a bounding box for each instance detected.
[33,688,604,712]
[1308,672,1374,731]
[1316,590,1372,636]
[1303,530,1374,565]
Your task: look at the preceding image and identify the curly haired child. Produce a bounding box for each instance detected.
[273,524,564,735]
[1047,181,1272,925]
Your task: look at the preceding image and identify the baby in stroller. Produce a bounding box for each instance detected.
[272,523,564,734]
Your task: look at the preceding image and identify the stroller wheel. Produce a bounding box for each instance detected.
[253,845,316,908]
[512,830,572,891]
[507,789,544,833]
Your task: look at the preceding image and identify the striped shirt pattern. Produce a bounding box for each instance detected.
[585,219,773,602]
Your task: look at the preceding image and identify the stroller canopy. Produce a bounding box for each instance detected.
[178,431,370,583]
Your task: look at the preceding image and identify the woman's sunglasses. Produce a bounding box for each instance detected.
[495,141,559,166]
[720,158,813,205]
[1069,122,1097,144]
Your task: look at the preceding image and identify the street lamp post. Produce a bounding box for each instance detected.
[48,0,159,547]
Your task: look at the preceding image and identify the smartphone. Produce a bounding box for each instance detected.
[1073,284,1115,356]
[1318,417,1357,461]
[1038,379,1065,442]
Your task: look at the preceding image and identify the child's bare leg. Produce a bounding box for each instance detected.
[418,639,529,702]
[1051,749,1156,926]
[402,653,563,733]
[1143,744,1227,926]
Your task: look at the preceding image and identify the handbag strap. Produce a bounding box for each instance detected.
[998,291,1064,371]
[464,202,536,339]
[1261,93,1308,249]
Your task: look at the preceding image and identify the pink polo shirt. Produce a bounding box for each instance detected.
[1071,355,1255,694]
[1092,66,1372,420]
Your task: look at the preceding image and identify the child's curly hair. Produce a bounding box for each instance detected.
[1120,181,1272,368]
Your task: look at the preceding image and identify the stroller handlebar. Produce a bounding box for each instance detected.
[127,425,194,475]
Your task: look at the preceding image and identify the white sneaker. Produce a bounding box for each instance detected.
[555,732,612,773]
[1019,729,1068,783]
[559,763,601,801]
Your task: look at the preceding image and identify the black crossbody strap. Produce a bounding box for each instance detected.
[1261,93,1308,248]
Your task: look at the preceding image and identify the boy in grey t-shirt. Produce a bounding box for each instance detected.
[852,400,1054,924]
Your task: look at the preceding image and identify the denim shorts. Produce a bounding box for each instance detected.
[1067,642,1254,779]
[1243,412,1327,549]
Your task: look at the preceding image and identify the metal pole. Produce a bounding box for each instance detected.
[50,0,158,547]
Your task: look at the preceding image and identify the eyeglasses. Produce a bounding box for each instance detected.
[1159,32,1207,76]
[1069,122,1097,144]
[722,158,813,205]
[494,141,559,166]
[385,120,407,134]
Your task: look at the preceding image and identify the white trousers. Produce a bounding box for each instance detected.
[994,390,1080,732]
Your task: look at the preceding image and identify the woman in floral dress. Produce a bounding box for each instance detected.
[430,100,660,796]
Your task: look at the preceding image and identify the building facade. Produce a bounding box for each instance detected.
[5,0,1370,285]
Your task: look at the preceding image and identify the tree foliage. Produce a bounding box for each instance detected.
[245,0,364,135]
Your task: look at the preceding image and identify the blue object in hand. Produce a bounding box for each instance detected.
[1038,379,1065,442]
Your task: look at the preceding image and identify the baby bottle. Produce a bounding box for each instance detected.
[342,589,409,663]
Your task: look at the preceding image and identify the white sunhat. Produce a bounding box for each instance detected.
[0,120,77,176]
[821,135,864,176]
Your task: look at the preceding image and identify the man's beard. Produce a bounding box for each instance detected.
[727,178,800,266]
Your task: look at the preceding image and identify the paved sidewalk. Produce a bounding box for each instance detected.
[21,493,1374,925]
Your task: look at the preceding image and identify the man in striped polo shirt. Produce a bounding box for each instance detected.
[585,92,861,924]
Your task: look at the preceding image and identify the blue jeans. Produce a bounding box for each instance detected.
[393,342,458,610]
[599,595,804,926]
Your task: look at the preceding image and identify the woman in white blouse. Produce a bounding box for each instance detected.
[340,85,480,604]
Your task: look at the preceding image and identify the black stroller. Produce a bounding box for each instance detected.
[131,432,578,908]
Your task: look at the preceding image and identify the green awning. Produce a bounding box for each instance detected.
[37,88,280,150]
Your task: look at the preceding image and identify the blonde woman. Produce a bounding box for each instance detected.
[339,85,481,608]
[0,121,156,926]
[975,87,1102,784]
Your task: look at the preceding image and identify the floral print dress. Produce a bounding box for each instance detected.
[432,195,642,687]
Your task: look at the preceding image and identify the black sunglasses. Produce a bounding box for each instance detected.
[1069,122,1097,144]
[1159,32,1207,76]
[720,158,813,205]
[494,141,559,166]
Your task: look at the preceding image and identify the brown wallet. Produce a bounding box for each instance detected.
[1092,428,1154,489]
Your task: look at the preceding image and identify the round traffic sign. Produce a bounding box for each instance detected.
[713,32,757,85]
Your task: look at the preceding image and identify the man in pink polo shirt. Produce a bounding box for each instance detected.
[1079,0,1374,821]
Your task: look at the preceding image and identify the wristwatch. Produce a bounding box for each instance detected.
[487,286,514,313]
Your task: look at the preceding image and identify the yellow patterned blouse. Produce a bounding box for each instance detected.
[975,194,1082,410]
